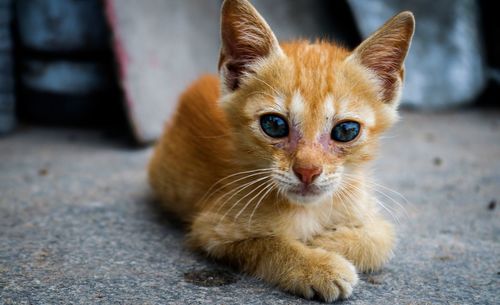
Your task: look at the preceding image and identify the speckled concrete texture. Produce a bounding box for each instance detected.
[1,110,499,304]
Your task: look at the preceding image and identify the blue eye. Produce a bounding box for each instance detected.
[331,121,360,142]
[260,114,289,138]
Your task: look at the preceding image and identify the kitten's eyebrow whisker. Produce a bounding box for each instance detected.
[251,75,281,97]
[244,91,277,100]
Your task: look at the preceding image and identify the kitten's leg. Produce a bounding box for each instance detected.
[188,215,359,302]
[309,217,395,272]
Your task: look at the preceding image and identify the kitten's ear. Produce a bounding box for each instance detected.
[349,11,415,105]
[218,0,282,92]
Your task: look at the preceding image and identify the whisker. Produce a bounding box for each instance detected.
[344,173,410,205]
[336,178,374,222]
[342,174,409,218]
[198,168,273,206]
[340,189,359,218]
[234,182,274,220]
[213,176,270,213]
[374,197,400,224]
[327,193,334,221]
[204,175,269,211]
[218,178,271,222]
[246,183,276,227]
[370,188,409,218]
[251,76,281,97]
[333,185,357,219]
[244,90,278,100]
[341,174,400,223]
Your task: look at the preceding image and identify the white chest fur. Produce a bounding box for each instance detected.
[287,208,329,241]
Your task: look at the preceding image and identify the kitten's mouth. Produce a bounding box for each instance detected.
[289,185,320,196]
[286,184,324,203]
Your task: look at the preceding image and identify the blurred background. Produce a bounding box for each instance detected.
[1,0,498,144]
[1,2,498,304]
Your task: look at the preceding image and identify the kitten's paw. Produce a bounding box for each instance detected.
[284,249,358,302]
[319,223,395,273]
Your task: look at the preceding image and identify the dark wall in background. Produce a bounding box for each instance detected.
[14,0,128,128]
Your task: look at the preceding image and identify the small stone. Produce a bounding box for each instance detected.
[38,168,48,176]
[488,200,496,210]
[433,157,443,166]
[434,255,454,261]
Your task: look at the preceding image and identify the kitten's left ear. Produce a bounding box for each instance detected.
[349,11,415,105]
[218,0,283,92]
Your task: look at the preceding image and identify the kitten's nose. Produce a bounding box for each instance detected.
[293,165,322,185]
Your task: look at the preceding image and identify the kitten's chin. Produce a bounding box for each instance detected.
[285,188,328,205]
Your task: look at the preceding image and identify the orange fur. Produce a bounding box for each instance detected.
[149,0,414,302]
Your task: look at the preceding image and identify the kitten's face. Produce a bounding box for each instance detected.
[218,0,414,205]
[223,43,397,204]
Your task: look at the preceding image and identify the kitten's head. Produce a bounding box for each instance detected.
[218,0,414,204]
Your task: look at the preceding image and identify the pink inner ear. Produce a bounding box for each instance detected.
[354,13,414,103]
[224,60,246,91]
[221,42,270,90]
[219,1,277,91]
[356,40,408,103]
[362,54,401,103]
[220,28,273,90]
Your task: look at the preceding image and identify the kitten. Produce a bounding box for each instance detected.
[149,0,414,302]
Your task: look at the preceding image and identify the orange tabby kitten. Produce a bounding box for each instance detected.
[149,0,414,302]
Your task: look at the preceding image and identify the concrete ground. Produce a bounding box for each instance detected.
[1,110,499,305]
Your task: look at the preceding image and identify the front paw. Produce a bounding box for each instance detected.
[310,221,395,273]
[282,249,358,302]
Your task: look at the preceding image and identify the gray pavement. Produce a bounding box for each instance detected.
[1,110,499,304]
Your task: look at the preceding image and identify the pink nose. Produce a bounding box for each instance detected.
[293,166,322,185]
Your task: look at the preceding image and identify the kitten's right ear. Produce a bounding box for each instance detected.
[349,11,415,105]
[218,0,282,92]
